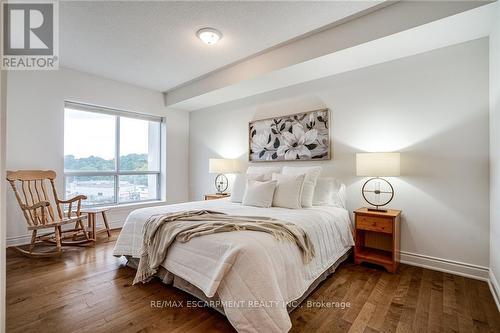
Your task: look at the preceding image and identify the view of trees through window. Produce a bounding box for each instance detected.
[64,153,148,173]
[64,104,161,206]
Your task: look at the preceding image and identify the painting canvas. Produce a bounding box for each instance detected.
[249,109,330,162]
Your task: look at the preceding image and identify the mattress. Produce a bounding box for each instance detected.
[113,198,354,333]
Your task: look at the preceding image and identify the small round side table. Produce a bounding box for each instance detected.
[80,207,112,240]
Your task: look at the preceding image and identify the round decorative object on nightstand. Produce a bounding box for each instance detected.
[214,174,228,194]
[361,177,394,211]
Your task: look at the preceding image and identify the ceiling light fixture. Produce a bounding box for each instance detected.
[196,28,222,45]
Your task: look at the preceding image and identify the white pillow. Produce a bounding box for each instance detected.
[271,173,305,209]
[335,184,347,209]
[313,177,347,209]
[230,174,265,203]
[282,166,322,207]
[242,180,277,208]
[246,166,282,181]
[300,180,315,206]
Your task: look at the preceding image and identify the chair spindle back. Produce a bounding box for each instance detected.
[6,170,65,227]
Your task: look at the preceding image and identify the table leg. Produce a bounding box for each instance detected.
[92,213,96,241]
[102,211,111,237]
[86,213,95,240]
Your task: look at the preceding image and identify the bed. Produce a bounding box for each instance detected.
[113,198,354,333]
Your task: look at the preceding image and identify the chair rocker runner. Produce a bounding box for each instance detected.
[6,170,93,257]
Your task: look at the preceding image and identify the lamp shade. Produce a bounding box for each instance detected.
[356,153,400,177]
[209,159,239,174]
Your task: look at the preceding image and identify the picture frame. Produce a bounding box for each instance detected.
[248,108,331,162]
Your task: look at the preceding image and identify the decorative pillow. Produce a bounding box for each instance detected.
[242,180,277,208]
[246,166,282,181]
[271,173,305,209]
[282,166,322,207]
[335,184,347,209]
[300,180,315,206]
[230,174,265,203]
[313,177,347,209]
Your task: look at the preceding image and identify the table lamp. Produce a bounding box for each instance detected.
[356,152,400,212]
[208,158,239,194]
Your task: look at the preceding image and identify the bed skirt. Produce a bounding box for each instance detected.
[125,248,352,316]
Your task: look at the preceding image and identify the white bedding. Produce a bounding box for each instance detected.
[113,199,354,333]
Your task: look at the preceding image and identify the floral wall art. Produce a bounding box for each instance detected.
[249,109,330,161]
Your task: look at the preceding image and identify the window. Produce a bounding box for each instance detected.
[64,102,162,206]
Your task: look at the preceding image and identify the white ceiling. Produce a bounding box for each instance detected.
[168,3,495,110]
[60,1,382,92]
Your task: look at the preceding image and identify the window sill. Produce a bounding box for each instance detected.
[88,200,167,212]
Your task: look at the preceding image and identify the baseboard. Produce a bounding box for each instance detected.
[400,250,490,281]
[489,270,500,312]
[6,218,125,247]
[6,234,41,247]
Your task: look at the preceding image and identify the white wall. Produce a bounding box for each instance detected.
[165,107,190,202]
[1,69,7,333]
[190,39,490,278]
[5,67,189,244]
[489,1,500,307]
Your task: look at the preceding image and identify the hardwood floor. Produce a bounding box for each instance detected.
[6,230,500,333]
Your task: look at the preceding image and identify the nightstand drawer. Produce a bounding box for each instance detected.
[357,216,393,233]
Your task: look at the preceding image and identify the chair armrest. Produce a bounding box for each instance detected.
[58,195,87,204]
[21,201,50,211]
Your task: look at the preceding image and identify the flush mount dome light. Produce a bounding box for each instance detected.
[196,28,222,45]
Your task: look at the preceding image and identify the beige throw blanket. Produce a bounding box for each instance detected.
[133,210,315,284]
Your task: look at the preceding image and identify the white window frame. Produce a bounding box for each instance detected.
[63,101,163,207]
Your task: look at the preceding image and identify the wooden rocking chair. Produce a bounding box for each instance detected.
[6,170,93,257]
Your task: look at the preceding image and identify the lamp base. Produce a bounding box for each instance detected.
[361,177,394,214]
[214,174,228,195]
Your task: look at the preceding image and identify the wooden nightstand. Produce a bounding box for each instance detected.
[204,193,230,200]
[354,207,401,273]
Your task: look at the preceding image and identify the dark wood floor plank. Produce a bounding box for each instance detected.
[347,267,396,332]
[367,272,401,331]
[379,265,413,333]
[442,272,460,333]
[395,266,422,333]
[318,268,366,333]
[413,268,433,332]
[454,275,475,333]
[290,265,355,333]
[342,269,381,324]
[476,279,500,332]
[428,270,444,333]
[348,301,377,333]
[6,230,500,333]
[466,278,497,333]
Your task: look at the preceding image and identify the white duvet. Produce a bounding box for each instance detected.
[113,199,354,333]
